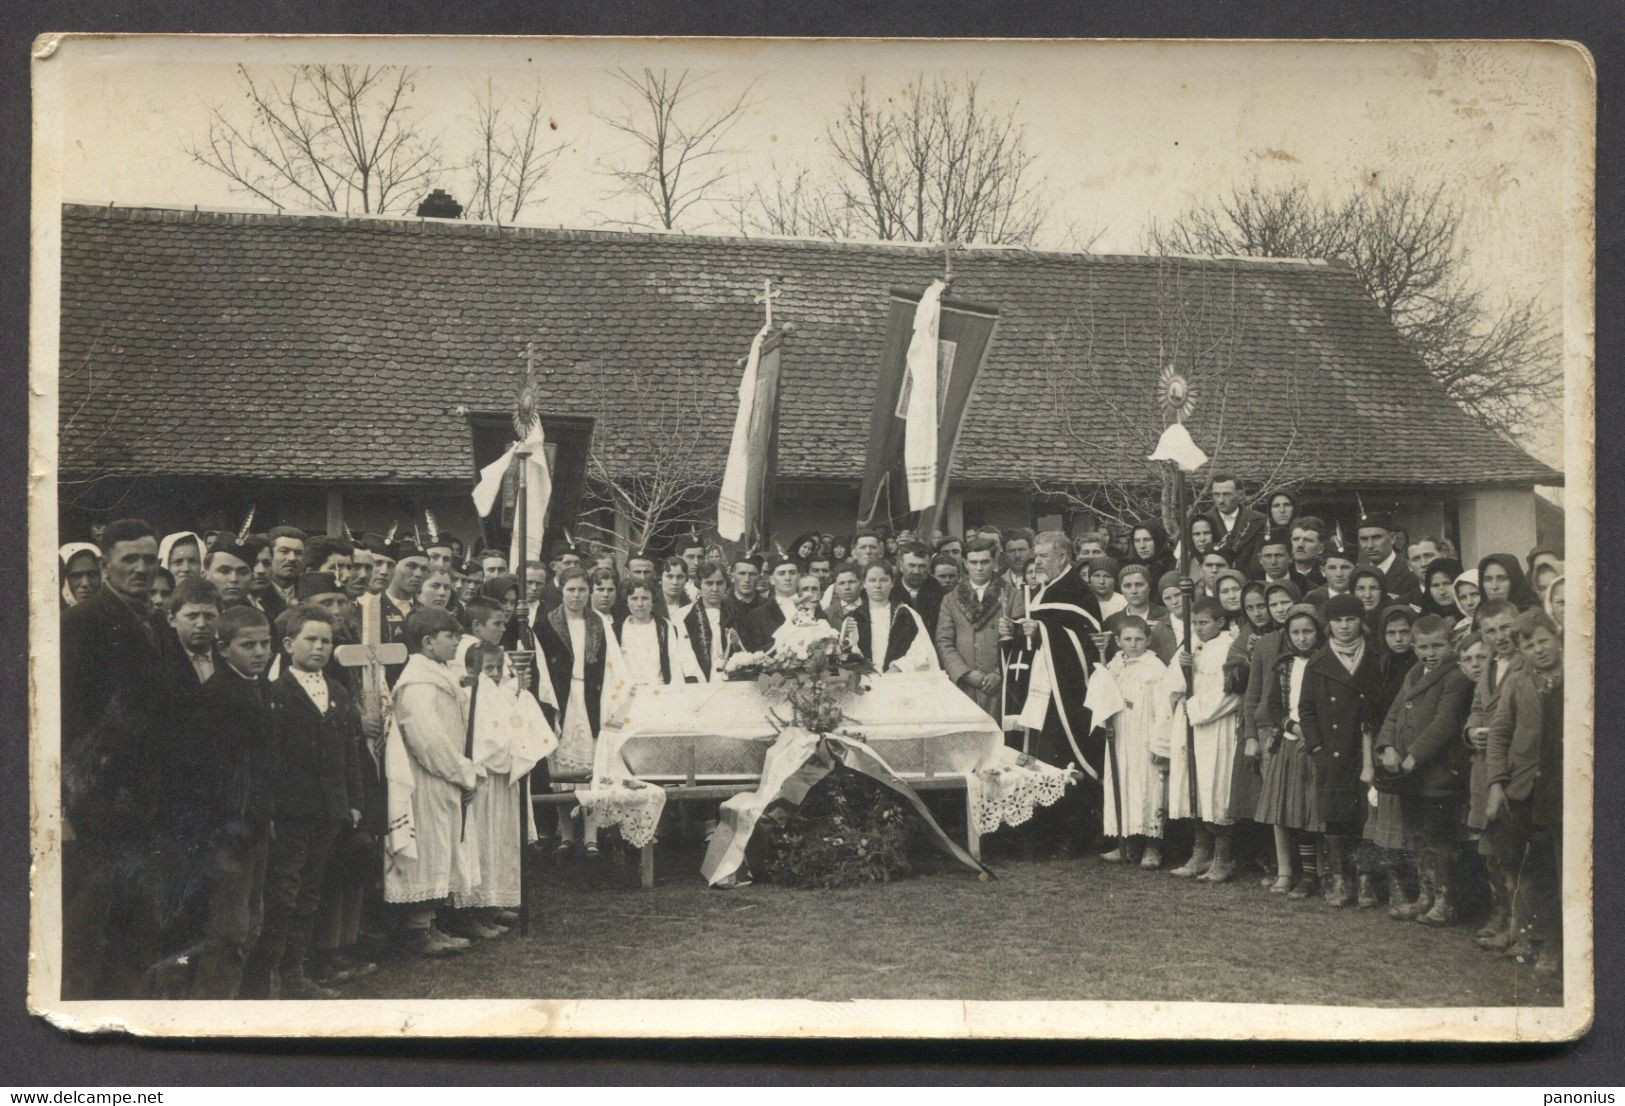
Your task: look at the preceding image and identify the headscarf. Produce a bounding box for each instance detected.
[788,531,823,564]
[1419,557,1463,620]
[1544,574,1566,622]
[1213,568,1249,617]
[1280,603,1326,658]
[1348,566,1388,630]
[1183,513,1216,569]
[1453,568,1480,600]
[158,531,204,574]
[1476,552,1538,611]
[1262,578,1303,623]
[1127,519,1175,582]
[1265,489,1298,529]
[481,573,521,606]
[1377,603,1417,655]
[59,542,100,608]
[1241,581,1273,632]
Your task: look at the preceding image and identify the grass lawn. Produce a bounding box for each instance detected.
[344,837,1563,1007]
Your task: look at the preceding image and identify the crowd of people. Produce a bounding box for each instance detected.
[55,472,1570,1001]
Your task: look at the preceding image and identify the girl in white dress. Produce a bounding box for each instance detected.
[1163,596,1242,881]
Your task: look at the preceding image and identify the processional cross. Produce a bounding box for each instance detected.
[754,278,781,328]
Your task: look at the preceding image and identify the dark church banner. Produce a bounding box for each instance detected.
[858,288,999,534]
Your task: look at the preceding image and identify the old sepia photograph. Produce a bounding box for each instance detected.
[26,34,1594,1040]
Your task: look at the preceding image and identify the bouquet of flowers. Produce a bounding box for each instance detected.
[723,607,874,733]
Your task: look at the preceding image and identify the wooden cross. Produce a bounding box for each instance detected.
[334,642,408,760]
[753,278,781,328]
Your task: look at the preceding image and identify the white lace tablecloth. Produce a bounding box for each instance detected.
[966,747,1077,835]
[572,781,667,849]
[589,672,1077,850]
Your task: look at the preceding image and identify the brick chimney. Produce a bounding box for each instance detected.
[416,189,463,219]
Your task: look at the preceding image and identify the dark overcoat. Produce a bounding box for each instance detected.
[1375,661,1476,798]
[1297,645,1385,828]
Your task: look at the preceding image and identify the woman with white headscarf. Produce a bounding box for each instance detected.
[158,531,205,586]
[59,542,101,609]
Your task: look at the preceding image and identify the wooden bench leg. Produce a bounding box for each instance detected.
[963,785,981,862]
[640,841,656,889]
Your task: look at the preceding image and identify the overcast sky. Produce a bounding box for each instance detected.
[44,36,1591,463]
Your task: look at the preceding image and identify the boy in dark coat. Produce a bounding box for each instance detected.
[1374,614,1475,926]
[175,604,278,999]
[1484,609,1565,973]
[1298,594,1386,906]
[241,605,364,999]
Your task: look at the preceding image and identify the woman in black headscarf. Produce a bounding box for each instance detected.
[1265,489,1298,531]
[1476,552,1539,611]
[1419,558,1463,621]
[1126,519,1176,586]
[787,531,823,566]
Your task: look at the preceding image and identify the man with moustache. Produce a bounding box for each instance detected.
[59,517,169,998]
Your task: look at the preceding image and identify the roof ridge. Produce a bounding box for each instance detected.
[58,201,1344,271]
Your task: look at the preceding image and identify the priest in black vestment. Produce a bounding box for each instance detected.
[1013,531,1104,854]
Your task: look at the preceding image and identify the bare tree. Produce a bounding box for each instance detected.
[593,68,755,231]
[578,366,725,555]
[463,78,566,224]
[727,162,856,239]
[818,75,1050,247]
[1033,257,1326,539]
[1145,177,1561,436]
[188,64,441,215]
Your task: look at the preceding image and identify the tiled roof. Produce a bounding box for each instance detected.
[57,204,1561,489]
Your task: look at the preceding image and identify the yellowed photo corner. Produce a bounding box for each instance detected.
[27,33,1595,1041]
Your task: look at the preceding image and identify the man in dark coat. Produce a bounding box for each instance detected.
[1011,530,1104,854]
[738,556,801,652]
[1207,473,1268,578]
[723,554,765,625]
[1358,511,1423,602]
[891,541,946,638]
[1298,594,1386,906]
[59,517,168,999]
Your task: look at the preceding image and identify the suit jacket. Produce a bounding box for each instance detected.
[1290,564,1326,594]
[1366,553,1422,602]
[1375,660,1475,797]
[171,666,279,837]
[59,585,170,830]
[935,577,1015,714]
[723,592,764,627]
[739,595,797,653]
[159,632,220,749]
[1297,645,1386,826]
[271,668,364,823]
[1485,665,1560,804]
[892,577,946,638]
[1210,507,1268,576]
